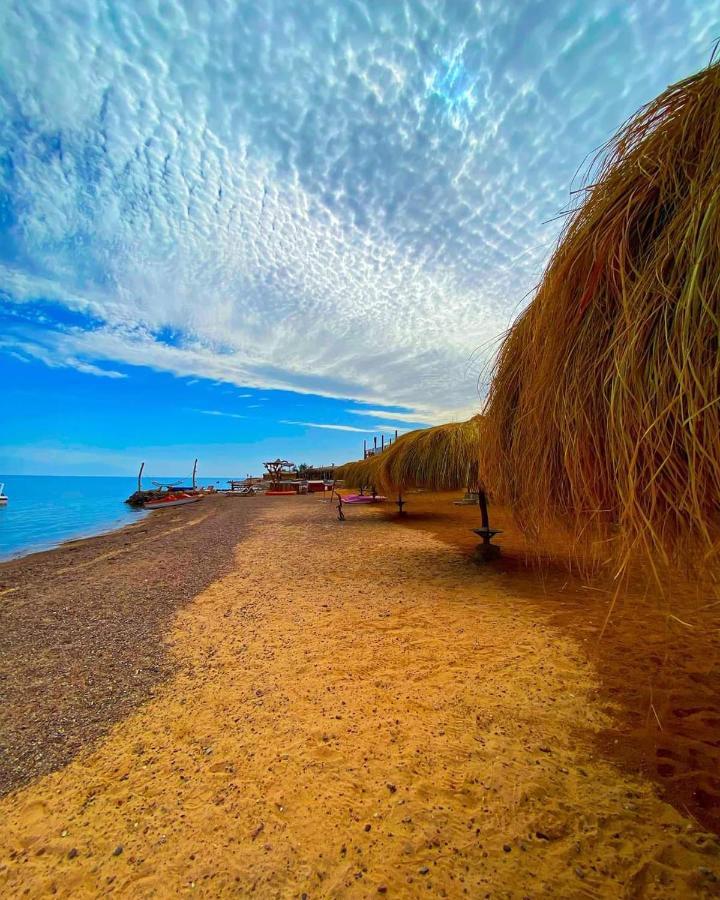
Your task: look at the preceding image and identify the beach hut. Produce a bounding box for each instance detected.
[482,58,720,575]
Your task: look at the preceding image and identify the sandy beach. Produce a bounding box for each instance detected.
[1,493,719,897]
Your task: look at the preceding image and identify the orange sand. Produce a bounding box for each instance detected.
[1,497,719,897]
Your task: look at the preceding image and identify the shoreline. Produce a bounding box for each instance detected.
[0,508,149,566]
[0,493,273,797]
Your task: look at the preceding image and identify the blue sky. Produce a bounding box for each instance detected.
[0,1,716,476]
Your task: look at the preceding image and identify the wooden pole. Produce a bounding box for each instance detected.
[374,436,377,452]
[363,439,367,459]
[192,458,198,490]
[381,434,385,451]
[137,461,145,493]
[479,489,490,530]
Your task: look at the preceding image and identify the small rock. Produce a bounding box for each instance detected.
[503,844,512,853]
[377,886,387,894]
[113,845,123,857]
[364,824,372,832]
[67,848,78,860]
[387,784,397,794]
[419,867,430,875]
[539,747,551,753]
[574,866,585,879]
[698,867,718,882]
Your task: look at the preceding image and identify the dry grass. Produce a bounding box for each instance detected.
[379,417,484,493]
[334,456,384,491]
[337,417,484,494]
[482,58,720,577]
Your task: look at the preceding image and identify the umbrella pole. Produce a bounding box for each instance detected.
[473,489,501,561]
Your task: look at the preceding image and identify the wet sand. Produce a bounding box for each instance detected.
[1,494,719,897]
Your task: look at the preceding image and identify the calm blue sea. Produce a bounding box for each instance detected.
[0,475,232,561]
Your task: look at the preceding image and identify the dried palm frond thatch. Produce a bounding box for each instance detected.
[482,58,720,574]
[378,416,484,493]
[334,455,384,490]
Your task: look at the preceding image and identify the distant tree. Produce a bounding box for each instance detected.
[297,463,311,474]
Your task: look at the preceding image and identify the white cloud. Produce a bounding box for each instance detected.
[346,408,433,424]
[195,409,246,420]
[0,334,127,379]
[0,1,715,418]
[282,421,389,434]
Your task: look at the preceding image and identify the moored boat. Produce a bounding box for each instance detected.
[143,491,202,510]
[0,483,7,505]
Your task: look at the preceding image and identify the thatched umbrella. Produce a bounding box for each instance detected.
[482,58,720,573]
[378,416,484,495]
[338,417,498,554]
[334,456,384,493]
[378,417,497,550]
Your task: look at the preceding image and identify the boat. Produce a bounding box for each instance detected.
[143,490,202,510]
[0,483,7,505]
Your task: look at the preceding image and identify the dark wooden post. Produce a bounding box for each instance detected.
[396,492,406,515]
[192,458,198,490]
[363,439,367,459]
[137,461,145,493]
[473,489,501,560]
[479,489,489,530]
[381,434,385,451]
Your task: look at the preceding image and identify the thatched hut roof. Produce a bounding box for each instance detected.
[482,59,720,572]
[379,416,484,493]
[334,455,384,489]
[337,416,484,494]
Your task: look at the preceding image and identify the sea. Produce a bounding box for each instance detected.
[0,475,232,561]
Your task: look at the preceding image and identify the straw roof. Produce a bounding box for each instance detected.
[334,455,384,490]
[482,59,720,573]
[337,416,484,494]
[379,417,484,493]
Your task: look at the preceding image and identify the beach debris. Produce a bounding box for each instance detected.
[112,845,123,857]
[250,823,264,841]
[67,848,78,860]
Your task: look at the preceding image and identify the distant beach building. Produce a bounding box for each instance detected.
[260,461,338,494]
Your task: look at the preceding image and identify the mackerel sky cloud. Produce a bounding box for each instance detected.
[0,1,716,438]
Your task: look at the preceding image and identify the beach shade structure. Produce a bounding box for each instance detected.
[378,416,484,495]
[482,57,720,575]
[334,456,384,494]
[340,417,497,551]
[377,416,498,552]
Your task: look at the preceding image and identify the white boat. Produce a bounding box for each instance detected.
[0,483,7,505]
